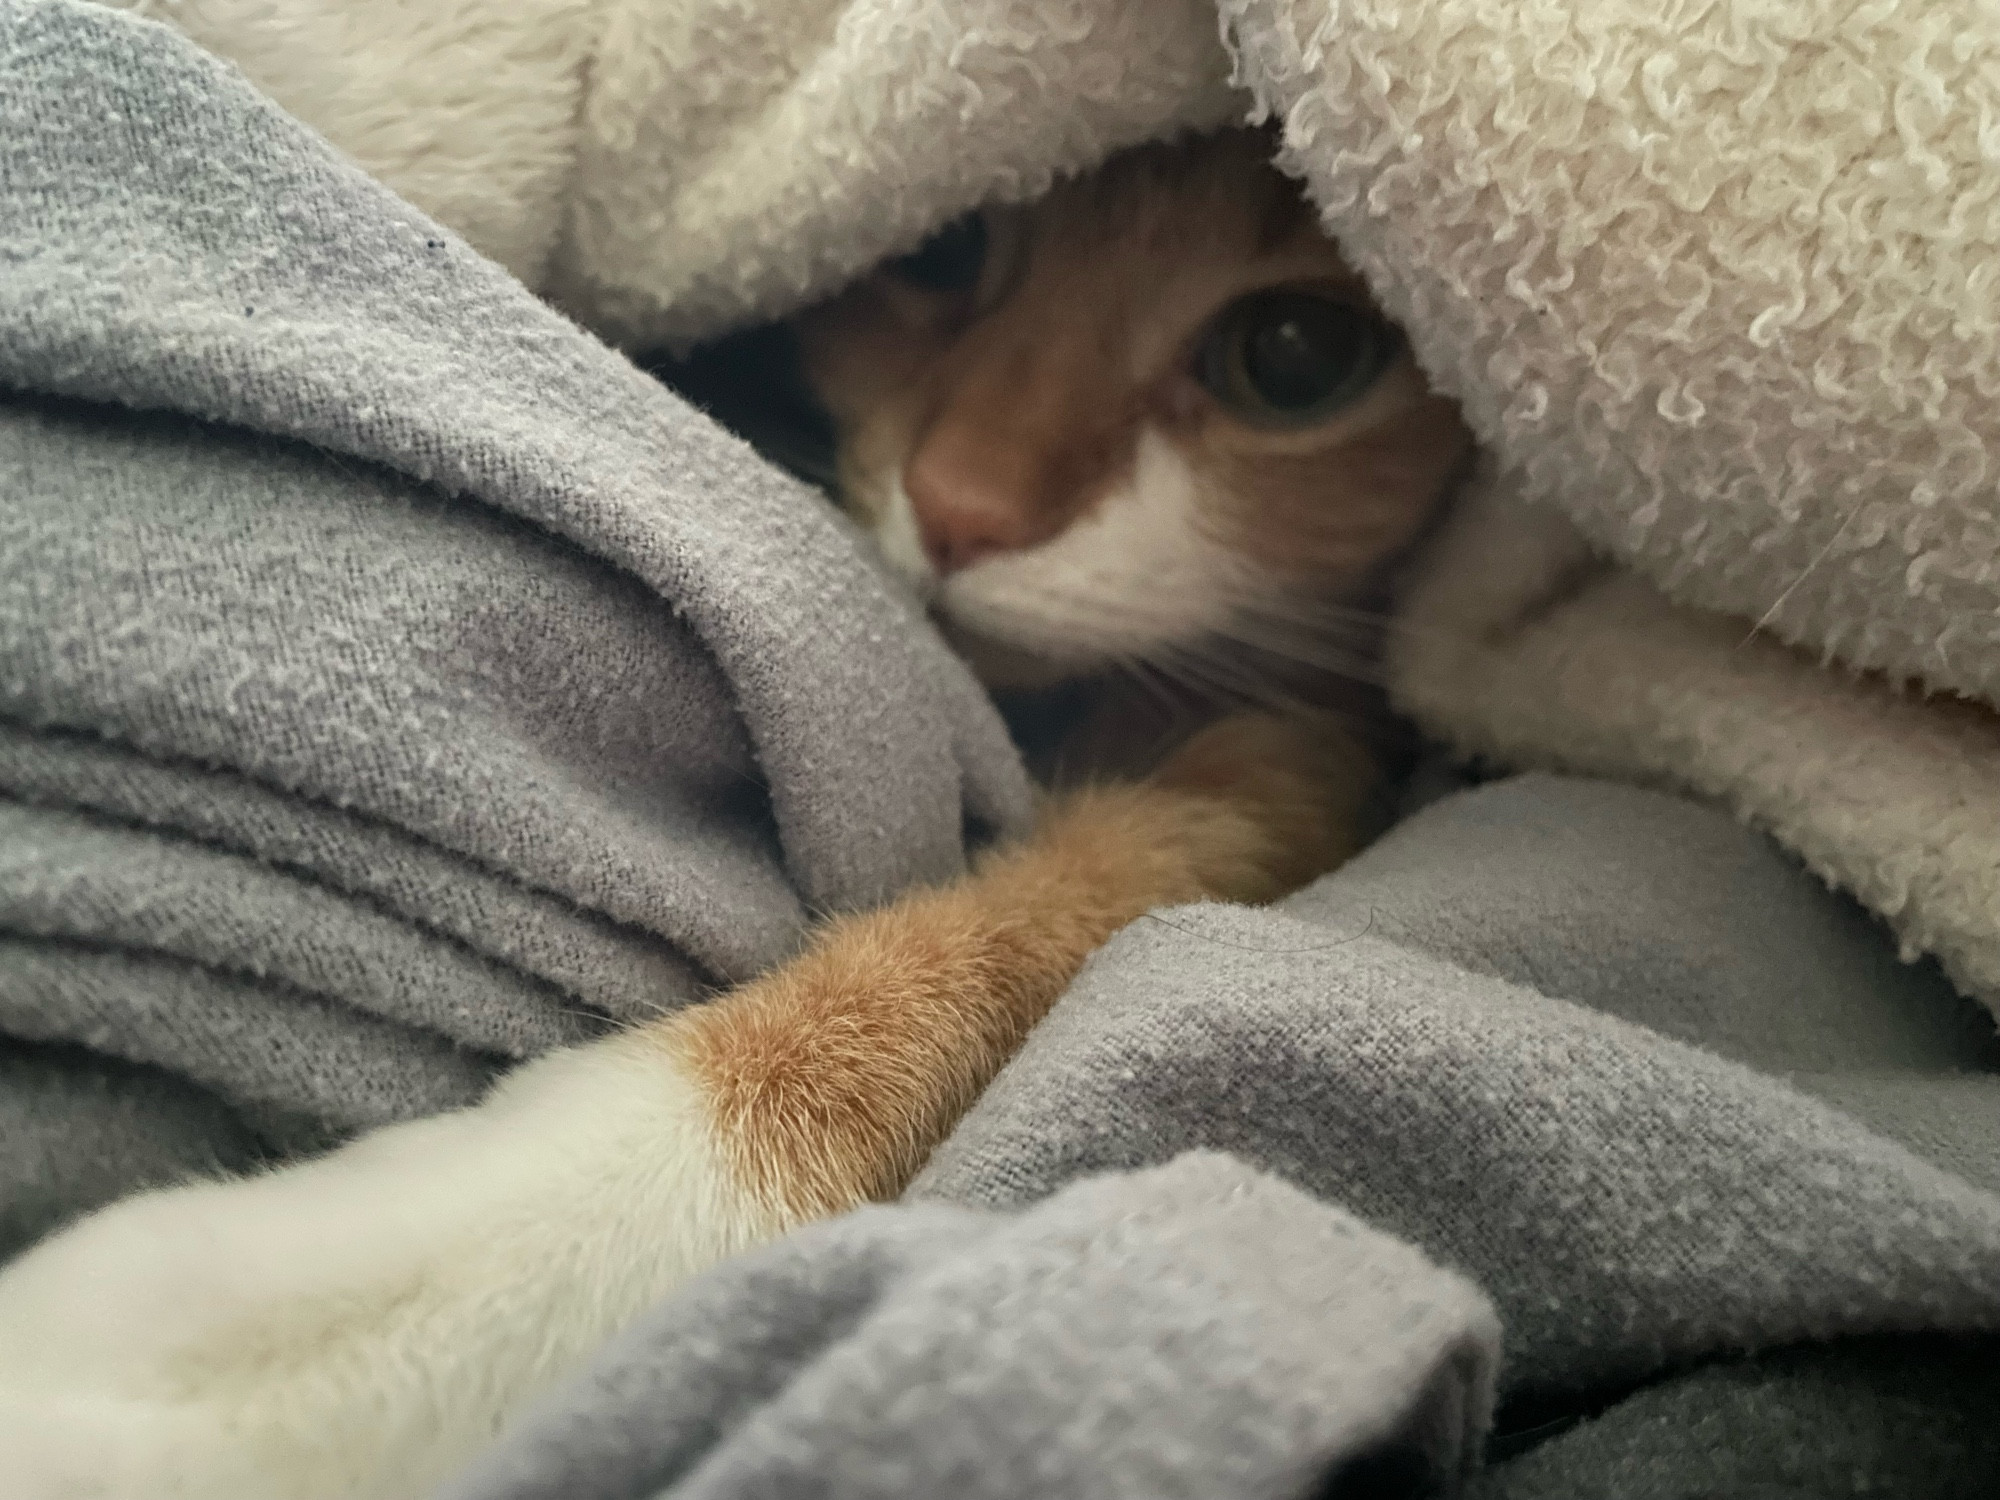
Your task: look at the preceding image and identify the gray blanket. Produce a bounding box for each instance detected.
[446,776,2000,1500]
[3,4,1999,1497]
[0,0,1027,1246]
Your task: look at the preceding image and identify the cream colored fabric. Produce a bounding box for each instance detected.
[118,0,1242,344]
[1393,471,2000,1007]
[119,0,598,287]
[121,0,2000,1015]
[1232,0,2000,1014]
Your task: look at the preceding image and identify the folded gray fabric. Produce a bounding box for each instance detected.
[920,777,2000,1397]
[0,1041,270,1257]
[1469,1335,2000,1500]
[469,776,2000,1498]
[0,0,1031,1248]
[441,1152,1500,1500]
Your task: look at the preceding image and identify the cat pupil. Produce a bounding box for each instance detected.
[1201,292,1390,424]
[887,213,987,293]
[1246,310,1347,408]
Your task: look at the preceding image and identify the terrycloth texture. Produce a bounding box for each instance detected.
[1388,481,2000,1008]
[0,0,1030,1247]
[120,0,2000,1019]
[442,1154,1501,1500]
[437,775,2000,1498]
[1231,0,2000,684]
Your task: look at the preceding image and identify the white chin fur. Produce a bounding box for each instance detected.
[872,431,1246,674]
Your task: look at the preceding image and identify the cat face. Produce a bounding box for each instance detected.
[795,130,1470,688]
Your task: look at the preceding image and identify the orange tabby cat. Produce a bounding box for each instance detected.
[0,131,1469,1499]
[798,129,1466,709]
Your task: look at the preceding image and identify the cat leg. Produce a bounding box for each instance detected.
[0,1033,777,1500]
[0,714,1374,1500]
[673,711,1378,1216]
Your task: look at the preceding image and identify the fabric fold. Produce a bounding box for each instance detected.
[441,778,1999,1497]
[441,1153,1501,1500]
[0,724,708,1026]
[0,0,1034,920]
[915,778,2000,1400]
[0,0,1029,1241]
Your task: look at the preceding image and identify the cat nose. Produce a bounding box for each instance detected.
[902,442,1061,575]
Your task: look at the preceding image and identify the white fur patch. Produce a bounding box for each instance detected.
[0,1033,781,1500]
[870,473,940,602]
[873,431,1252,671]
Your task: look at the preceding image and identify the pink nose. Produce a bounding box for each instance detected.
[902,439,1060,576]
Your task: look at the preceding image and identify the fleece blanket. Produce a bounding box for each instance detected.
[114,0,2000,1019]
[2,1,1999,1496]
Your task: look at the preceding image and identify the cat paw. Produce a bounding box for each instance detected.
[0,1335,266,1500]
[0,1172,408,1499]
[1150,711,1382,902]
[0,1035,777,1500]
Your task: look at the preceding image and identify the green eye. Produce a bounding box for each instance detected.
[887,213,988,293]
[1196,292,1398,425]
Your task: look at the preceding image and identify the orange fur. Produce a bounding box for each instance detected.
[0,146,1465,1494]
[664,714,1378,1218]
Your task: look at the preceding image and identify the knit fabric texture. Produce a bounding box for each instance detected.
[445,775,2000,1499]
[0,0,1030,1247]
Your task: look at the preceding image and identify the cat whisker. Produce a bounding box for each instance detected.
[1141,642,1338,712]
[1201,627,1390,688]
[943,574,1401,698]
[1220,590,1495,658]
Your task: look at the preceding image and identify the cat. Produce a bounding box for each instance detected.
[796,129,1465,720]
[0,131,1469,1500]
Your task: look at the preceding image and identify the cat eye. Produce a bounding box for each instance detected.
[1195,291,1399,425]
[886,212,988,294]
